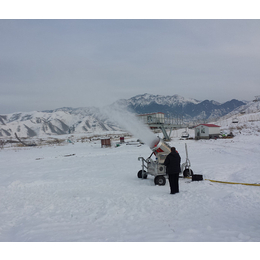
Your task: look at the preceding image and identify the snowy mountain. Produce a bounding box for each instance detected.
[114,93,200,108]
[116,93,201,107]
[0,107,121,138]
[220,100,260,117]
[0,93,249,138]
[215,100,260,131]
[113,93,246,122]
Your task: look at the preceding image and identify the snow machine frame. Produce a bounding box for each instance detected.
[181,143,193,177]
[137,138,193,186]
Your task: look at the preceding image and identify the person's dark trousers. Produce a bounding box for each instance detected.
[168,174,179,194]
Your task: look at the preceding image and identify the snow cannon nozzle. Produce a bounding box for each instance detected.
[149,137,160,150]
[150,137,171,155]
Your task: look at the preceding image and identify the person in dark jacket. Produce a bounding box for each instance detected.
[164,147,181,194]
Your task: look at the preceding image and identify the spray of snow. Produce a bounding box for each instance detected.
[102,104,158,148]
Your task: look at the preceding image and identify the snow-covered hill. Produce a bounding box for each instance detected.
[0,93,249,138]
[0,107,122,138]
[1,98,260,243]
[113,93,246,122]
[116,93,201,107]
[1,127,260,242]
[213,101,260,136]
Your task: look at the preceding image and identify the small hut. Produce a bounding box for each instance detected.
[195,124,220,140]
[101,138,111,148]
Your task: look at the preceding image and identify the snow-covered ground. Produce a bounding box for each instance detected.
[1,107,260,259]
[1,127,260,243]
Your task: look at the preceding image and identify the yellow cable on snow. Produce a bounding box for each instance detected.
[205,179,260,186]
[184,176,260,186]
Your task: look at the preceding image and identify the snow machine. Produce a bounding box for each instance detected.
[137,138,193,185]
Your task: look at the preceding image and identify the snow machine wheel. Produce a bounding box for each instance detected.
[154,175,166,186]
[137,170,147,179]
[183,169,193,178]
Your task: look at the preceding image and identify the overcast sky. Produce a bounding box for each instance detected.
[1,19,260,114]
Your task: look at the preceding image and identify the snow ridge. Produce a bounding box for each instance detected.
[113,94,246,122]
[0,93,252,138]
[116,93,201,107]
[0,108,121,138]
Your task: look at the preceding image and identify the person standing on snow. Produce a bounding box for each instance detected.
[164,147,181,194]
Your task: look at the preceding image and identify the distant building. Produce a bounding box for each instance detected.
[138,112,171,140]
[138,112,165,125]
[195,124,220,140]
[101,138,111,148]
[138,112,186,141]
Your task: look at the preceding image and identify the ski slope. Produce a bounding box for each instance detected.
[1,131,260,243]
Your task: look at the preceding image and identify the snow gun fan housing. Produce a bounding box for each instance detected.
[150,138,171,164]
[151,137,171,153]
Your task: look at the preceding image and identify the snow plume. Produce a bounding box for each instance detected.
[102,104,158,148]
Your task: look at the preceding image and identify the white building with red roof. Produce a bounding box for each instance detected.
[195,123,221,140]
